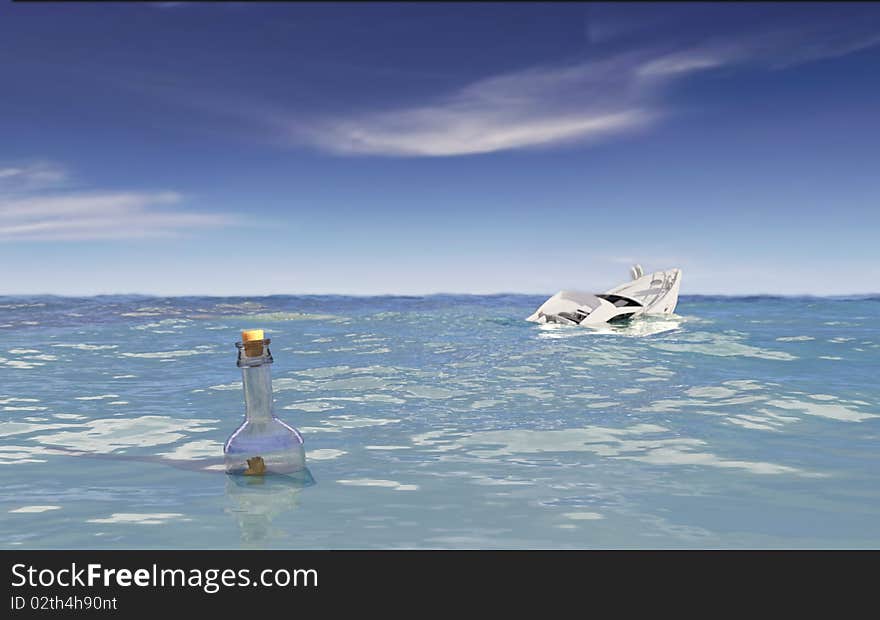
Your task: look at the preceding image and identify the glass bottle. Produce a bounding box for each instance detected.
[224,329,306,475]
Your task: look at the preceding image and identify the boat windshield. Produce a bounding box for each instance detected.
[596,294,643,308]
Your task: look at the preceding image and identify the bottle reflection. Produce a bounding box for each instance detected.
[224,468,315,546]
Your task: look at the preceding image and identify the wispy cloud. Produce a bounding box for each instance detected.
[285,8,880,157]
[0,161,69,193]
[0,163,236,241]
[291,53,661,157]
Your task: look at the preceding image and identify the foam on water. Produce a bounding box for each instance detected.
[337,479,419,491]
[86,513,191,525]
[9,506,61,513]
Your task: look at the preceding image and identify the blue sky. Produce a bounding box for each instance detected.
[1,2,878,295]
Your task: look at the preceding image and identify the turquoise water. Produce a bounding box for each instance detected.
[1,295,878,549]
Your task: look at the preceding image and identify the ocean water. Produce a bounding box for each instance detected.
[0,294,878,549]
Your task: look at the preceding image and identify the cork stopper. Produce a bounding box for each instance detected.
[241,329,265,357]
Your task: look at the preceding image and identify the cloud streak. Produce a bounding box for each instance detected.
[293,53,661,157]
[0,161,69,193]
[0,166,236,241]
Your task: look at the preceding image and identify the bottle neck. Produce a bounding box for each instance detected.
[241,363,274,422]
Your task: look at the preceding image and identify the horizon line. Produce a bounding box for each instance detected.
[1,291,879,300]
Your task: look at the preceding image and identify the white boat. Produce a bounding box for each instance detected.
[526,265,682,327]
